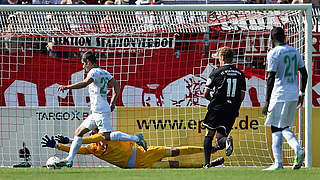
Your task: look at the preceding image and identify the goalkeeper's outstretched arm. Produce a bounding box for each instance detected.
[41,135,92,154]
[55,133,104,144]
[58,144,92,155]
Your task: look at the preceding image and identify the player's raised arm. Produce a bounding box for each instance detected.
[57,76,94,93]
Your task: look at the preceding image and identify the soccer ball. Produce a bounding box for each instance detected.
[46,156,61,169]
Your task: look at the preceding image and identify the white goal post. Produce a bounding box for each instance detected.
[0,4,312,168]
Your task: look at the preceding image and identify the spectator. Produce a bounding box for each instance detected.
[60,0,72,4]
[83,0,98,4]
[302,0,312,3]
[243,0,257,3]
[0,0,9,4]
[60,0,88,4]
[291,0,301,3]
[135,0,150,4]
[115,0,136,4]
[22,0,32,3]
[265,0,293,3]
[98,0,114,4]
[277,0,290,3]
[0,0,18,4]
[4,8,33,54]
[266,0,278,3]
[33,0,62,4]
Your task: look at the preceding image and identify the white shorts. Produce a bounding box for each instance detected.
[80,112,113,133]
[265,101,298,128]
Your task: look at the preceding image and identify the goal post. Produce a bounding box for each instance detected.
[304,5,312,168]
[0,4,312,168]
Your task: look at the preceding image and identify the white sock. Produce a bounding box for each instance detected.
[110,131,139,142]
[282,128,301,154]
[66,136,83,162]
[272,131,283,165]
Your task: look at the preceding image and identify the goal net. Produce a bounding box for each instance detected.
[0,5,312,168]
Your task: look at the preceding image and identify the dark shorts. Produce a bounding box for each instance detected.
[202,109,236,136]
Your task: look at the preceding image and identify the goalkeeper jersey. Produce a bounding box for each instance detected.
[59,140,134,168]
[58,141,170,168]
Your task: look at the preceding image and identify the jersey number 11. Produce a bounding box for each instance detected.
[226,78,237,97]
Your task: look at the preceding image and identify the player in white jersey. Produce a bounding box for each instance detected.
[262,27,308,171]
[57,52,147,167]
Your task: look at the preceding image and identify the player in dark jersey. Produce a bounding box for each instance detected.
[202,46,246,168]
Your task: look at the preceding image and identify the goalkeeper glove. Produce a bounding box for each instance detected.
[41,135,60,148]
[55,134,71,144]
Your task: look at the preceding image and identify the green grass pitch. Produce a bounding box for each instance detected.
[1,167,320,180]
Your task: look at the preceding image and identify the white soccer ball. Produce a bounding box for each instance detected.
[46,156,61,169]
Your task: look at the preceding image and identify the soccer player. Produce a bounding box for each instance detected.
[57,51,147,167]
[202,46,246,168]
[41,132,225,168]
[262,27,308,170]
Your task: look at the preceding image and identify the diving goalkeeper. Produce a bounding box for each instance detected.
[41,130,224,168]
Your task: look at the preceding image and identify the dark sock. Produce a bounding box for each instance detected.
[212,144,220,153]
[204,136,213,165]
[217,137,227,149]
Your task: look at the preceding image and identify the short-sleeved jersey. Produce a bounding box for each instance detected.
[87,67,113,113]
[205,64,246,114]
[267,44,305,102]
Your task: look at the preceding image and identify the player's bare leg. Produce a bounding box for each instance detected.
[57,125,90,168]
[81,131,147,151]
